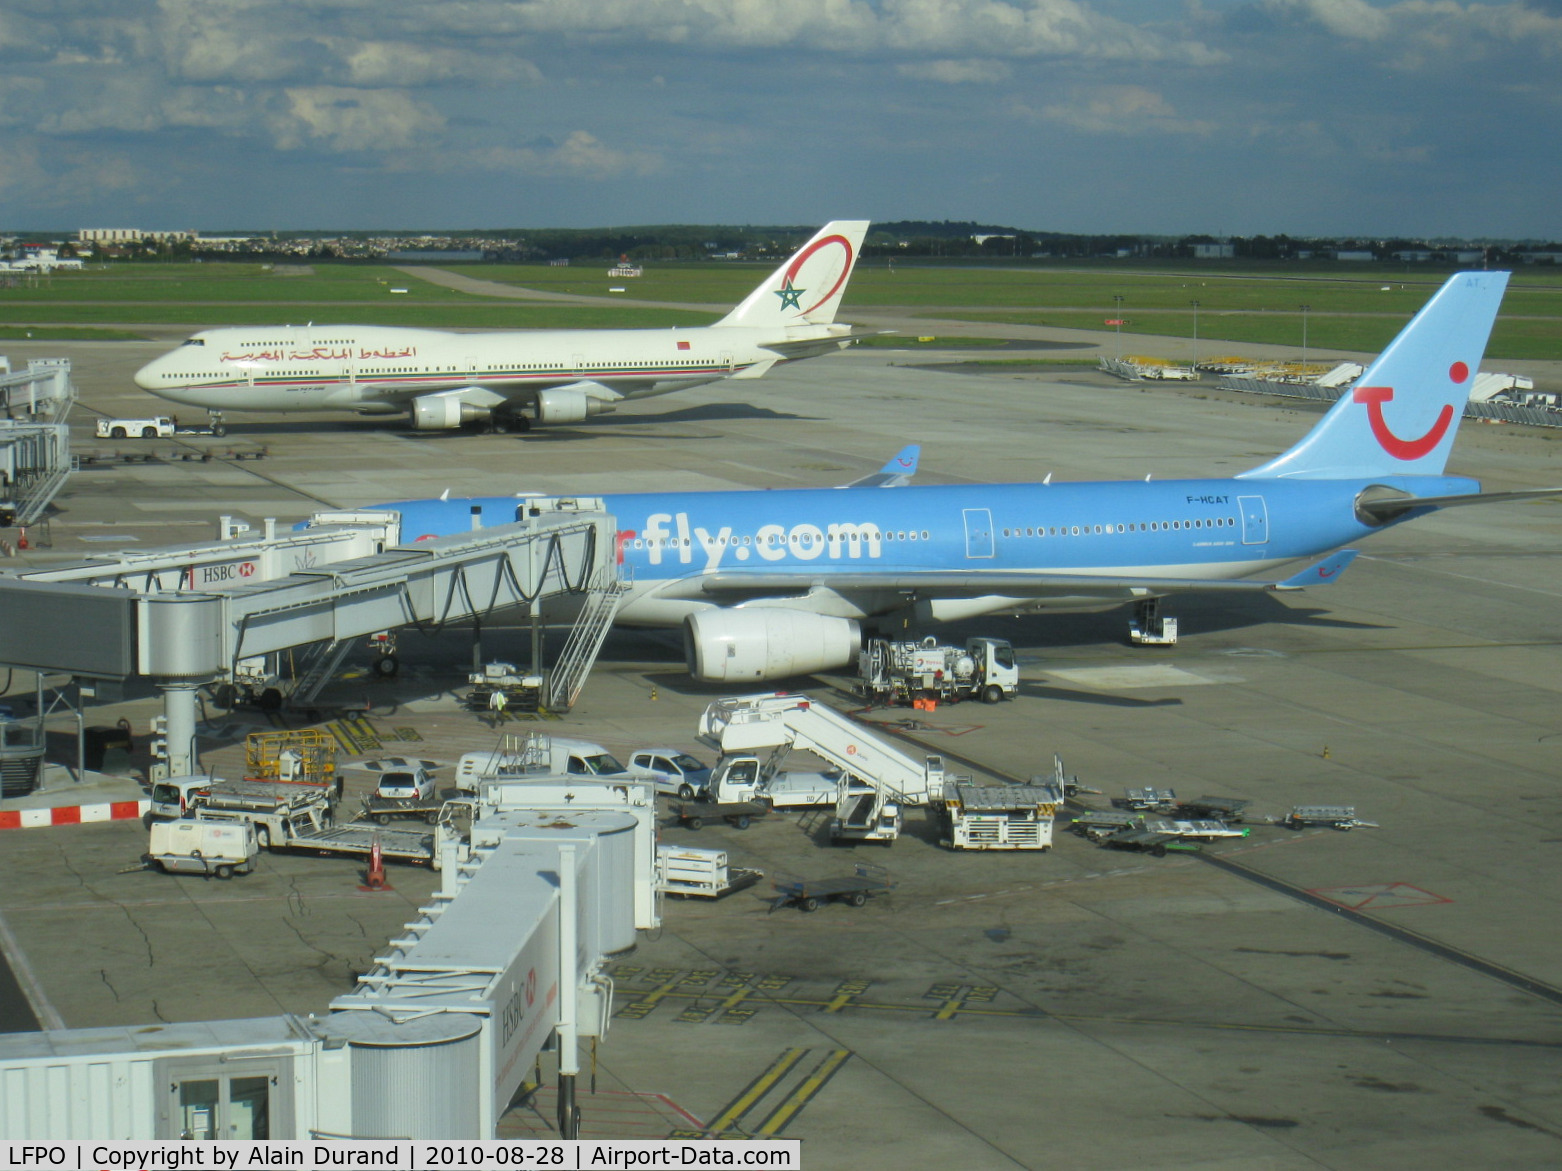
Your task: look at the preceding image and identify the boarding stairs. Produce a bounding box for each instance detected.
[544,566,629,712]
[288,639,358,707]
[0,357,75,529]
[698,693,944,842]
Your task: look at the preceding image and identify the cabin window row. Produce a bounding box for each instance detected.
[1000,517,1238,538]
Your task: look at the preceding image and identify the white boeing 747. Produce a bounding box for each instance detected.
[132,221,871,435]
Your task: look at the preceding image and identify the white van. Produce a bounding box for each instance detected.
[147,817,258,879]
[148,773,219,819]
[456,735,628,788]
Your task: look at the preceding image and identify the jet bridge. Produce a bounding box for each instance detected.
[0,502,617,775]
[0,356,74,530]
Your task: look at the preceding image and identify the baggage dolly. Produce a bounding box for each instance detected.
[770,863,895,912]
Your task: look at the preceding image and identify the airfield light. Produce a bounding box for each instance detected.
[1113,295,1124,358]
[1191,300,1200,367]
[1300,304,1311,368]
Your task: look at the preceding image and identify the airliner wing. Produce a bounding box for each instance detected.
[840,444,919,489]
[698,550,1359,599]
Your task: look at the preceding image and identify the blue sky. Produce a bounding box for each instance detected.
[2,0,1558,237]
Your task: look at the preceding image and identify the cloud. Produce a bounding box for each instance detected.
[504,0,1225,63]
[1025,85,1215,136]
[468,130,662,179]
[270,86,448,152]
[897,58,1012,84]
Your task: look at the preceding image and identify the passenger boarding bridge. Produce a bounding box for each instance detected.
[0,498,623,777]
[0,356,74,531]
[0,779,660,1140]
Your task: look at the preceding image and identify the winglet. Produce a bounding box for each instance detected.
[1276,548,1359,590]
[841,444,920,489]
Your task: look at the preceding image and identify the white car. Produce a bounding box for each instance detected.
[371,761,437,801]
[627,749,712,799]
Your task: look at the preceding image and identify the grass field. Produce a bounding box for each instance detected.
[1,259,1557,359]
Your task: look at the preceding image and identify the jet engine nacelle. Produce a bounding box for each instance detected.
[684,609,861,683]
[410,392,492,431]
[536,388,612,425]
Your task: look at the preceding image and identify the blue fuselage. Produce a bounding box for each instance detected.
[377,472,1477,625]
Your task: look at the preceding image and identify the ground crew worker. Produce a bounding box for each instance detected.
[489,687,508,725]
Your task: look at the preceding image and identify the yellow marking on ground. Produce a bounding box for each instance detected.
[754,1050,851,1136]
[705,1048,808,1134]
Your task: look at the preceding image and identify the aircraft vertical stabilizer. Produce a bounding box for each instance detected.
[715,221,870,329]
[1239,272,1508,480]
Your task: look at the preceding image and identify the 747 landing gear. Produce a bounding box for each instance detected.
[489,411,532,435]
[1129,597,1179,646]
[206,410,227,438]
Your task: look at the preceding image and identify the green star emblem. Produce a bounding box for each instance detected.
[775,279,805,310]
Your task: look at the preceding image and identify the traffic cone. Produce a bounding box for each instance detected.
[359,839,393,891]
[16,528,27,550]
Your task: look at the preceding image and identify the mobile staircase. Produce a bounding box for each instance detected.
[544,566,629,711]
[698,693,944,843]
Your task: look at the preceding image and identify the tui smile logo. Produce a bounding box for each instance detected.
[778,233,855,316]
[1352,361,1467,460]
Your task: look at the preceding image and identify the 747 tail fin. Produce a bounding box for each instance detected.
[715,221,870,330]
[1239,271,1509,480]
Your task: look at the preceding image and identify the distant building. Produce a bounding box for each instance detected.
[1393,250,1433,263]
[77,229,195,245]
[1193,243,1234,259]
[1335,250,1375,261]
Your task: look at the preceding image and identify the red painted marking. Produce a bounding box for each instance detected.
[415,534,438,542]
[896,457,913,468]
[783,234,854,317]
[52,806,81,826]
[614,529,638,565]
[238,561,255,577]
[1450,361,1469,383]
[110,801,141,820]
[1352,385,1454,461]
[0,811,20,830]
[677,340,691,351]
[1318,564,1338,579]
[1309,882,1452,911]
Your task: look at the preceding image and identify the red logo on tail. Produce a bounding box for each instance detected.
[1352,385,1453,461]
[783,235,854,317]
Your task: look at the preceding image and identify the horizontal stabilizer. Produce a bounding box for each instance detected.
[841,444,920,489]
[1275,549,1358,589]
[1356,485,1562,524]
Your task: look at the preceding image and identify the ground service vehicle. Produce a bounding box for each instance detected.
[360,788,469,826]
[628,749,711,798]
[771,863,895,912]
[146,817,258,879]
[859,636,1019,705]
[96,416,175,439]
[456,733,628,787]
[698,693,945,843]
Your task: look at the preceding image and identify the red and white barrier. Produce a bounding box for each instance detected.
[0,799,148,830]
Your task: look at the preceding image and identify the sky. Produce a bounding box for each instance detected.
[2,0,1559,238]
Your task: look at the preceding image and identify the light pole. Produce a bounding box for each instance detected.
[1300,304,1311,369]
[1113,294,1124,358]
[1190,299,1200,367]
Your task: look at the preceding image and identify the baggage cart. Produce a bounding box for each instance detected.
[770,863,895,912]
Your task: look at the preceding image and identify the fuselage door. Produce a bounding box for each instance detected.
[1238,495,1270,545]
[963,508,995,559]
[720,350,735,372]
[572,353,587,377]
